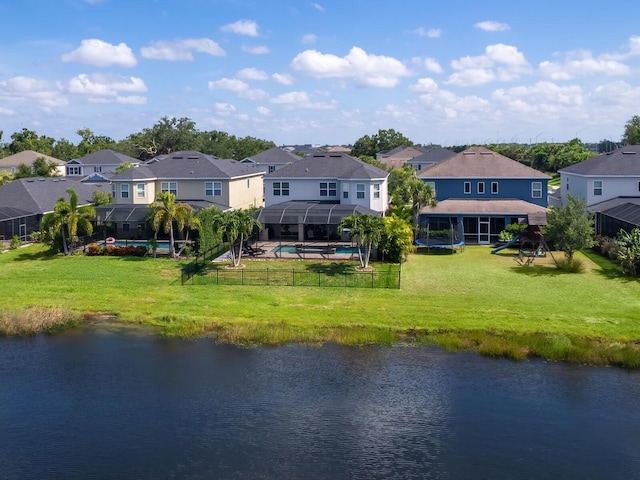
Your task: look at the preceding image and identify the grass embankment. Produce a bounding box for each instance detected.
[1,244,640,367]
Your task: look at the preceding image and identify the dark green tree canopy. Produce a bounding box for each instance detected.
[546,194,594,261]
[622,115,640,146]
[351,129,414,157]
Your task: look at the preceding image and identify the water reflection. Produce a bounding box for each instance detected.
[0,325,639,479]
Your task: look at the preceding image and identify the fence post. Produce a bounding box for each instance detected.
[242,267,245,285]
[181,268,184,285]
[318,272,321,287]
[292,269,295,286]
[371,270,374,288]
[267,268,269,286]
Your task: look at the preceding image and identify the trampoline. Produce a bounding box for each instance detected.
[415,222,465,252]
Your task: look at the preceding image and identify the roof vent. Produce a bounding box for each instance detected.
[622,151,637,155]
[463,152,475,155]
[38,178,45,181]
[190,171,194,175]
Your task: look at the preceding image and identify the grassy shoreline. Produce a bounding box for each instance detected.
[2,244,639,368]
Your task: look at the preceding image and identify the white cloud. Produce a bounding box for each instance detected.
[269,90,337,109]
[302,34,317,45]
[0,107,15,115]
[140,38,225,60]
[116,96,146,104]
[214,102,236,115]
[291,46,412,87]
[474,21,510,32]
[208,77,268,100]
[242,45,270,54]
[236,68,268,80]
[256,106,271,115]
[446,44,530,86]
[492,82,584,116]
[68,73,147,96]
[540,49,631,80]
[272,73,294,85]
[410,78,438,93]
[220,19,259,37]
[412,57,443,74]
[312,3,324,12]
[0,76,67,108]
[413,27,441,38]
[61,39,136,67]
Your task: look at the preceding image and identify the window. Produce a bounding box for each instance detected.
[136,183,145,198]
[320,182,337,197]
[593,180,602,196]
[66,166,81,176]
[491,182,498,194]
[94,166,102,173]
[464,181,471,194]
[205,182,221,196]
[566,177,570,191]
[121,184,129,199]
[373,184,380,199]
[532,181,542,198]
[356,183,365,199]
[122,223,130,232]
[478,182,485,194]
[412,164,421,171]
[268,165,276,173]
[161,181,177,196]
[111,184,116,200]
[273,181,289,196]
[638,181,640,192]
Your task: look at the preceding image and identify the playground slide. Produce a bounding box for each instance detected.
[491,235,519,254]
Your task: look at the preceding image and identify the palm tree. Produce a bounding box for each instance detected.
[339,213,385,269]
[148,192,193,259]
[41,188,96,255]
[212,209,262,267]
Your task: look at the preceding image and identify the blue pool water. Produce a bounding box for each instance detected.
[273,244,362,254]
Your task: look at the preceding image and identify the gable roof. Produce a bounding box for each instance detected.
[242,147,302,165]
[407,148,456,165]
[265,153,388,180]
[0,177,108,214]
[72,149,139,166]
[417,146,549,179]
[0,150,65,167]
[559,146,640,176]
[114,151,262,180]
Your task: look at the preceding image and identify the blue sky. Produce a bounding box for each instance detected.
[1,0,640,147]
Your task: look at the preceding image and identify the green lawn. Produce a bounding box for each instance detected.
[2,243,639,364]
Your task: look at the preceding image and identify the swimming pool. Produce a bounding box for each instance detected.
[272,245,362,254]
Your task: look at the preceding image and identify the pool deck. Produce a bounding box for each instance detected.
[213,241,363,262]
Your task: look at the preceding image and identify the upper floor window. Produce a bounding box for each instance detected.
[412,164,421,171]
[94,166,102,173]
[491,182,498,194]
[161,181,177,196]
[205,181,222,196]
[67,166,81,176]
[593,180,602,196]
[464,181,471,194]
[111,184,116,199]
[531,181,542,198]
[477,182,485,194]
[373,184,380,199]
[136,183,145,198]
[320,182,337,197]
[121,183,130,199]
[273,181,289,196]
[356,183,365,199]
[268,165,276,173]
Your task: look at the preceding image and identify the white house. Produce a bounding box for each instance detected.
[65,149,139,177]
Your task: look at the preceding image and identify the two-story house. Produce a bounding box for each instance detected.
[417,146,550,245]
[558,146,640,236]
[258,153,389,242]
[98,151,264,239]
[65,149,140,177]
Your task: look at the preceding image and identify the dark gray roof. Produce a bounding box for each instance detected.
[589,196,640,213]
[95,198,231,223]
[589,197,640,226]
[242,147,301,165]
[417,146,549,179]
[256,201,381,224]
[265,153,388,180]
[559,146,640,176]
[0,177,108,214]
[125,151,261,180]
[282,145,325,156]
[0,206,34,222]
[71,149,139,166]
[407,148,456,165]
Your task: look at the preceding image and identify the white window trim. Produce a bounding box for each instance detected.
[477,182,485,194]
[593,180,603,196]
[356,183,365,199]
[491,181,498,194]
[531,181,542,199]
[373,183,380,199]
[464,181,471,194]
[136,183,145,198]
[121,183,130,199]
[161,181,178,196]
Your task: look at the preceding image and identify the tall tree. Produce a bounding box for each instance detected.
[379,214,414,263]
[211,209,262,267]
[9,128,55,155]
[76,128,114,156]
[32,157,58,177]
[41,188,96,255]
[351,129,414,157]
[546,194,594,262]
[622,115,640,145]
[338,214,385,269]
[388,165,437,238]
[148,192,194,259]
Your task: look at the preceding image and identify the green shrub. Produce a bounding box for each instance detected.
[555,257,586,273]
[9,235,21,250]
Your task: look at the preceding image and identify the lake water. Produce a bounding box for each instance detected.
[1,324,639,479]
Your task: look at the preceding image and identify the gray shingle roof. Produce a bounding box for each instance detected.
[417,146,549,179]
[265,153,388,180]
[407,148,456,165]
[559,146,640,175]
[111,151,262,180]
[0,178,108,214]
[72,149,139,166]
[242,147,302,165]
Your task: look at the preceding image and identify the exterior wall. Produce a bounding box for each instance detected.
[66,163,126,176]
[422,177,548,207]
[228,175,264,209]
[264,178,388,213]
[111,180,156,205]
[560,172,640,206]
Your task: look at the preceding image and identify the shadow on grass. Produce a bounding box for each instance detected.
[580,249,637,282]
[305,262,353,275]
[509,264,565,277]
[414,247,458,256]
[11,249,59,262]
